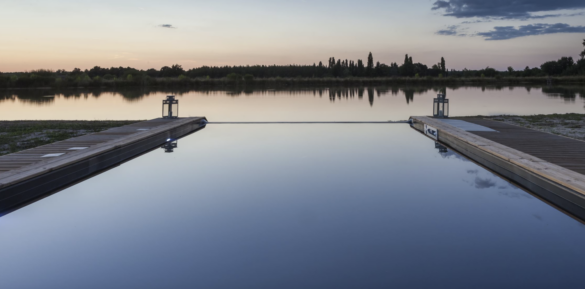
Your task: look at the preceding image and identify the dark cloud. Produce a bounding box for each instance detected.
[477,23,585,40]
[159,24,176,29]
[431,0,585,20]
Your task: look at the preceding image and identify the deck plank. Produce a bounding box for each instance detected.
[456,118,585,175]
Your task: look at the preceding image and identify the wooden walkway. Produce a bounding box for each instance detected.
[455,118,585,175]
[410,116,585,220]
[0,117,206,213]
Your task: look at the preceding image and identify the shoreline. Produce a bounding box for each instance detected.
[2,76,585,90]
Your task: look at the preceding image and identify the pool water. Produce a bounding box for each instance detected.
[1,124,584,288]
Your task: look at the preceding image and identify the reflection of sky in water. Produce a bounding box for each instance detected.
[437,146,532,197]
[1,125,585,288]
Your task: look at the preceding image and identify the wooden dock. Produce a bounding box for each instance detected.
[410,116,585,220]
[0,117,207,213]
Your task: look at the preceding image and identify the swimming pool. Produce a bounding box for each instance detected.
[1,124,584,288]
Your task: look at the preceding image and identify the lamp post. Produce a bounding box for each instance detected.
[163,95,179,119]
[433,94,449,118]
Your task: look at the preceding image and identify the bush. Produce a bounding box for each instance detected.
[226,73,241,81]
[244,74,254,81]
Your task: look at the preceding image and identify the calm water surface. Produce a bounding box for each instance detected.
[1,85,584,120]
[1,124,584,288]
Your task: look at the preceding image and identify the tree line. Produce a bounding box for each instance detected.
[1,40,584,88]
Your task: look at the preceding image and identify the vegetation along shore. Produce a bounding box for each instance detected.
[2,40,584,89]
[0,121,141,156]
[464,114,585,141]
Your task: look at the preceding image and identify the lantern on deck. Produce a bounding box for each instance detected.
[163,95,179,119]
[433,94,449,118]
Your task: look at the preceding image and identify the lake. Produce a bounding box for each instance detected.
[1,85,584,121]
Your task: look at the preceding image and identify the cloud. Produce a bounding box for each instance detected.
[461,19,491,24]
[159,24,176,29]
[477,23,585,40]
[431,0,585,20]
[435,25,467,36]
[436,25,459,35]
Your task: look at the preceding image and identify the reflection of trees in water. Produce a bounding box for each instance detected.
[541,86,585,102]
[2,85,583,107]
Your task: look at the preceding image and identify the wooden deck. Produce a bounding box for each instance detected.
[454,118,585,175]
[410,116,585,220]
[0,117,206,213]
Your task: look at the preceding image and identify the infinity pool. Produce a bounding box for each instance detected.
[1,124,584,288]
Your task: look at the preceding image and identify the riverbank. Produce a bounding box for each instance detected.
[462,114,585,141]
[0,120,141,156]
[2,75,585,90]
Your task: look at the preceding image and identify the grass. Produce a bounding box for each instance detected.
[464,113,585,141]
[0,120,141,156]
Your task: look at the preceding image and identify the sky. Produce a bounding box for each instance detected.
[1,0,585,72]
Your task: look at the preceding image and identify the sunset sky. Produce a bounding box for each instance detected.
[2,0,585,72]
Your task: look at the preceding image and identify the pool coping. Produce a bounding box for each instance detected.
[0,117,207,213]
[410,116,585,219]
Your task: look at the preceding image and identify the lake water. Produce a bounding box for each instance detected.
[1,85,584,121]
[1,124,585,288]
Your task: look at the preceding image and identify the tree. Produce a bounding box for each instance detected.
[158,64,185,77]
[356,59,365,76]
[580,39,585,60]
[400,54,415,77]
[440,57,446,74]
[366,52,374,76]
[541,57,574,75]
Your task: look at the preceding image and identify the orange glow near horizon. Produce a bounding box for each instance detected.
[1,1,584,72]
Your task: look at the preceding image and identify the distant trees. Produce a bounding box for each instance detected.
[541,57,574,75]
[5,39,585,89]
[160,64,185,77]
[401,54,415,77]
